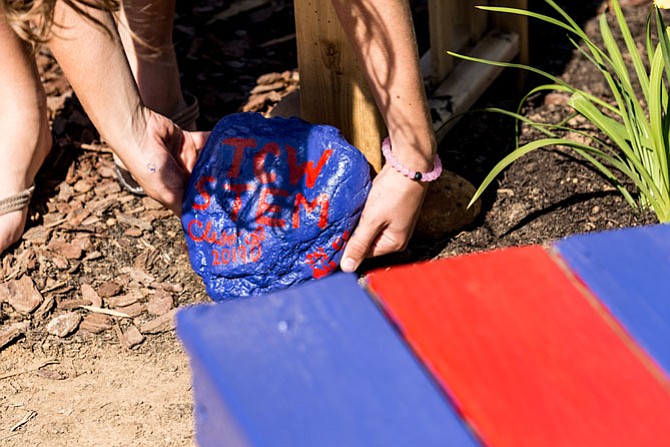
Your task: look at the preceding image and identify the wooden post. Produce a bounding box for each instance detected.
[491,0,528,65]
[428,0,455,86]
[294,0,385,172]
[469,0,489,43]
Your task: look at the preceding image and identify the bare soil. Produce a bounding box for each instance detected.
[0,1,657,446]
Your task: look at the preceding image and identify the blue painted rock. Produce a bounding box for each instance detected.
[181,113,371,300]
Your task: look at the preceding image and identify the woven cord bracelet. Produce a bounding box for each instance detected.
[381,137,442,182]
[0,185,35,215]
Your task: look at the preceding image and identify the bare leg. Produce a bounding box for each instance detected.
[116,0,192,126]
[0,18,52,254]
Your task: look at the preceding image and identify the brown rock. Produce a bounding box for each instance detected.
[57,182,74,202]
[120,324,145,349]
[93,179,121,196]
[46,312,82,337]
[83,251,103,261]
[0,321,30,350]
[140,309,178,334]
[153,282,184,293]
[47,239,83,260]
[146,291,174,316]
[73,178,94,193]
[115,212,153,231]
[144,209,172,221]
[250,81,286,94]
[123,227,144,237]
[141,196,164,210]
[36,369,67,380]
[414,170,482,241]
[0,276,43,314]
[257,72,284,84]
[105,293,139,308]
[52,256,69,270]
[65,206,91,229]
[543,92,570,106]
[72,235,92,251]
[79,313,113,334]
[22,226,52,245]
[122,267,155,286]
[86,196,116,214]
[81,283,102,308]
[57,299,92,310]
[98,281,122,298]
[33,296,55,321]
[114,302,146,318]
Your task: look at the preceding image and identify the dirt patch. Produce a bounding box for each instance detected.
[0,1,657,445]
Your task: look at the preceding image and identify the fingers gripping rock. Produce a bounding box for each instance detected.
[181,113,371,300]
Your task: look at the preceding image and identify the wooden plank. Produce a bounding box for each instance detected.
[177,273,481,447]
[430,29,519,141]
[419,29,470,86]
[469,0,489,42]
[365,245,670,447]
[491,0,528,65]
[428,0,455,85]
[553,224,670,377]
[294,0,384,172]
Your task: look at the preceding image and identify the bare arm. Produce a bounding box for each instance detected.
[48,2,207,213]
[331,0,437,271]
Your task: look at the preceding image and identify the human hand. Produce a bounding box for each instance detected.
[114,109,210,214]
[340,164,428,272]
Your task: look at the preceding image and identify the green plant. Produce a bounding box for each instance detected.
[453,0,670,222]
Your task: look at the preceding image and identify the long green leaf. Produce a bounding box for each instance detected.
[610,0,650,101]
[569,93,633,155]
[647,46,670,201]
[464,0,670,221]
[599,12,632,91]
[569,93,664,202]
[646,10,655,68]
[476,6,587,40]
[656,7,670,85]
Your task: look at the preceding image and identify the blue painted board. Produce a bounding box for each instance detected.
[177,273,480,447]
[554,224,670,376]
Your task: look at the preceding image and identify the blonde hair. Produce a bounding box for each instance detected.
[2,0,120,42]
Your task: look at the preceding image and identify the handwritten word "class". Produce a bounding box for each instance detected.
[188,225,266,267]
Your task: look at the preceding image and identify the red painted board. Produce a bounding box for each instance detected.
[365,245,670,447]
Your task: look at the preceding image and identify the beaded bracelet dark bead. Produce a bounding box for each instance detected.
[381,137,442,182]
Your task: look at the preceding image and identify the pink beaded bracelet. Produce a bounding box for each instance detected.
[381,137,442,182]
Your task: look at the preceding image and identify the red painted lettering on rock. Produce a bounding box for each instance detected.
[292,193,329,229]
[223,183,252,222]
[287,146,332,188]
[222,137,256,178]
[305,247,337,279]
[253,142,280,184]
[193,176,216,211]
[256,187,289,227]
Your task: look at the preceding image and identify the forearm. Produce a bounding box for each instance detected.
[330,0,436,172]
[48,1,146,160]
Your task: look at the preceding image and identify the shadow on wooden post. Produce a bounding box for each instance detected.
[293,0,385,172]
[285,0,529,241]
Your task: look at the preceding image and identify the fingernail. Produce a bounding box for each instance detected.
[341,257,357,272]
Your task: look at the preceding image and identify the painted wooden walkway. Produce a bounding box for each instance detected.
[177,223,670,447]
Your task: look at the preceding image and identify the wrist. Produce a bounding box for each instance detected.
[382,137,442,182]
[101,102,149,158]
[386,131,437,172]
